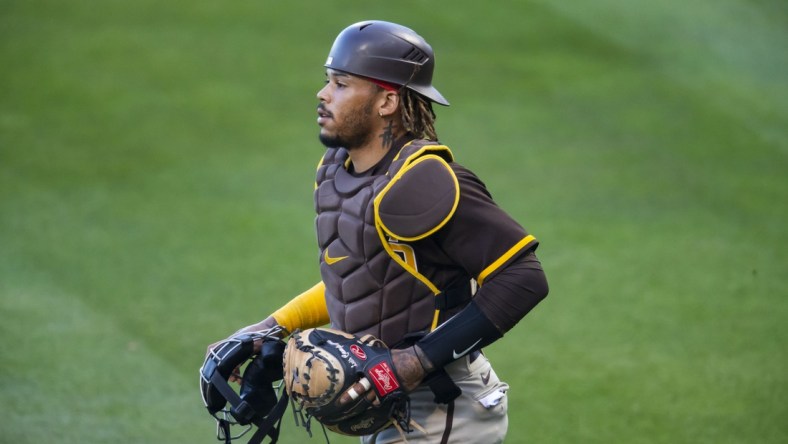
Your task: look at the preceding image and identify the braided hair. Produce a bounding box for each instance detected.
[399,88,438,141]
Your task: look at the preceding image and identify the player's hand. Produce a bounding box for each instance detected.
[391,346,427,391]
[205,316,283,383]
[205,340,245,384]
[337,346,427,406]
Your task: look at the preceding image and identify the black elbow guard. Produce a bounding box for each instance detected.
[416,301,502,369]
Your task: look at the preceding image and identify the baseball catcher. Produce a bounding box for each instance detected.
[204,19,549,444]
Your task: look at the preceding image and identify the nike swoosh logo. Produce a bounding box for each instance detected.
[481,369,491,386]
[452,338,482,360]
[324,249,349,265]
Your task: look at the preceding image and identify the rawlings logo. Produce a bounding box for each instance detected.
[369,362,399,396]
[350,344,367,360]
[349,416,376,433]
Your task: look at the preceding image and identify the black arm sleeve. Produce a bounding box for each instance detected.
[415,250,548,370]
[415,300,502,370]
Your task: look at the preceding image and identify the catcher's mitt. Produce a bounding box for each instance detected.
[282,328,410,436]
[200,327,288,444]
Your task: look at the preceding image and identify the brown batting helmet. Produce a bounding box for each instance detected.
[324,20,450,106]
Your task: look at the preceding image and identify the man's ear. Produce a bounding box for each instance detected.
[378,91,400,118]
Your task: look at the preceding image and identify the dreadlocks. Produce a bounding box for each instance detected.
[399,88,438,141]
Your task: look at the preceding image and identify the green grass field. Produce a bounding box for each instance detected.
[1,1,786,443]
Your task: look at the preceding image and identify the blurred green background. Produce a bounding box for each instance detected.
[1,0,786,443]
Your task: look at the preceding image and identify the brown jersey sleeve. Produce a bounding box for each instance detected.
[431,163,538,283]
[474,249,548,332]
[427,163,547,333]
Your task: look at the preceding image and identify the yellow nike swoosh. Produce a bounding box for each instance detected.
[324,249,349,265]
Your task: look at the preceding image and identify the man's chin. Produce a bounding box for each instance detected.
[318,133,343,149]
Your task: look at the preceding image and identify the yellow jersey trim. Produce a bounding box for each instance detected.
[314,155,325,190]
[390,142,454,166]
[477,234,537,285]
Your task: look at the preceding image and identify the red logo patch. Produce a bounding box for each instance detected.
[350,344,367,360]
[369,362,400,396]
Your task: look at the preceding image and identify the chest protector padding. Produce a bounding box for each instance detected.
[315,141,453,346]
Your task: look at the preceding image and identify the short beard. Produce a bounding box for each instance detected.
[318,99,376,150]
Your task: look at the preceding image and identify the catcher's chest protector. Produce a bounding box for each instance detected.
[315,141,451,346]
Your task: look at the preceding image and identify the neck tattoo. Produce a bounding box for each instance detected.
[379,120,395,148]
